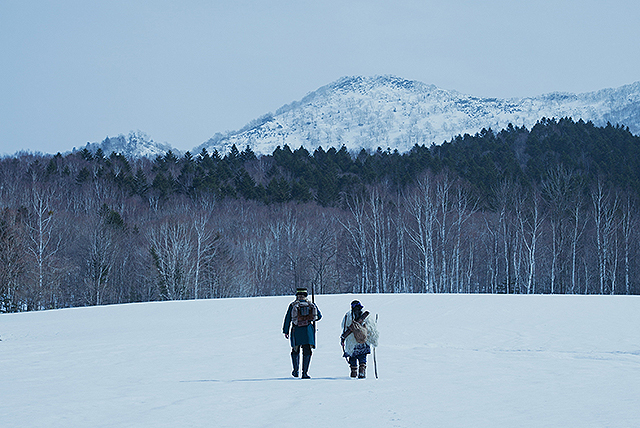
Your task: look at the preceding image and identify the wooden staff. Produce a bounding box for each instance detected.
[374,313,378,379]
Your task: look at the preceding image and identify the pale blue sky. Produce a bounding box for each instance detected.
[2,0,639,155]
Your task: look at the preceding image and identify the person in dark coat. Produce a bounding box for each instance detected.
[283,287,322,379]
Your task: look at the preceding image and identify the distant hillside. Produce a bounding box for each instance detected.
[82,131,175,159]
[198,75,640,155]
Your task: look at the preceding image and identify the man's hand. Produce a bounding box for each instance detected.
[284,333,289,339]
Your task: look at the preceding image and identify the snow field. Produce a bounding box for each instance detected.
[1,294,639,427]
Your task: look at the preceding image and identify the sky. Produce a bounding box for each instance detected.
[2,0,639,155]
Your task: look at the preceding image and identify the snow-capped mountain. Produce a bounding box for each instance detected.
[198,75,640,156]
[83,131,175,159]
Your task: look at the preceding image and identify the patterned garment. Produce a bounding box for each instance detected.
[341,309,379,356]
[347,342,371,357]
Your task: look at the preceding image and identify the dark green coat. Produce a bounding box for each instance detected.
[282,299,322,347]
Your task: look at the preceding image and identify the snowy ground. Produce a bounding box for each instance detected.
[1,294,639,427]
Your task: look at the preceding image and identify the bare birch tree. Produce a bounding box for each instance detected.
[368,186,384,294]
[85,222,115,306]
[26,186,62,309]
[366,184,398,294]
[515,188,545,294]
[451,182,477,293]
[394,192,409,293]
[340,196,370,293]
[591,178,619,294]
[542,167,576,294]
[568,190,588,294]
[494,180,517,294]
[192,212,220,299]
[435,173,453,292]
[405,174,437,293]
[309,213,338,295]
[149,220,194,300]
[620,193,636,295]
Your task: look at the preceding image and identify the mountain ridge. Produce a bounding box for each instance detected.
[82,131,173,159]
[87,76,640,158]
[198,75,640,156]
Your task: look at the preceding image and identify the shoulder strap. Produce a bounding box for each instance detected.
[340,311,370,340]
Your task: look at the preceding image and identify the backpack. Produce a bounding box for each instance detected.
[350,319,368,344]
[292,299,317,327]
[341,310,370,344]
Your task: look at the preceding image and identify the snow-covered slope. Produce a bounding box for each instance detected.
[2,294,639,427]
[199,76,640,155]
[82,131,175,159]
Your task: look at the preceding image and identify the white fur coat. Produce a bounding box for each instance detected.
[341,311,379,355]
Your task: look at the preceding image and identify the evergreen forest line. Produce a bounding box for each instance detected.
[2,117,640,312]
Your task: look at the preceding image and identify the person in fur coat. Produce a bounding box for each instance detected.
[341,300,379,378]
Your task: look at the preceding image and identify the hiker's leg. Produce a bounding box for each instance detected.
[301,344,312,379]
[358,354,367,378]
[348,356,358,377]
[290,346,300,377]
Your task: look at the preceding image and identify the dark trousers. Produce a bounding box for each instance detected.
[291,344,313,357]
[291,344,313,377]
[348,354,366,366]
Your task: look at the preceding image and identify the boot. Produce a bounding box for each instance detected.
[301,354,312,379]
[291,352,300,377]
[358,363,366,379]
[350,365,358,378]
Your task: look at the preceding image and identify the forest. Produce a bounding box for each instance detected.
[1,117,640,312]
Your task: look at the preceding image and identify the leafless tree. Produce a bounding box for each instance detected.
[85,220,115,306]
[366,184,398,294]
[340,195,370,293]
[309,213,338,295]
[568,189,588,294]
[435,173,453,292]
[192,211,220,299]
[451,181,478,293]
[148,220,194,300]
[405,174,437,293]
[493,180,518,294]
[620,192,637,295]
[591,178,620,294]
[393,192,410,293]
[542,167,576,294]
[25,185,63,309]
[515,187,545,294]
[0,209,26,312]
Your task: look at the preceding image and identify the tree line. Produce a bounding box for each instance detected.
[1,117,640,312]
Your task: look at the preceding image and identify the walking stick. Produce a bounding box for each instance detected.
[373,313,378,379]
[311,282,316,331]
